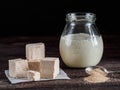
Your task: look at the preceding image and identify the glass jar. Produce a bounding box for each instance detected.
[59,12,103,68]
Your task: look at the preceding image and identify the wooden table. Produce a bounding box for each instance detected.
[0,35,120,90]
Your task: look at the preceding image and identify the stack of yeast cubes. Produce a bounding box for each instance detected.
[9,43,60,81]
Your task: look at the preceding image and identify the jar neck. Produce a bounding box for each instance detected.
[66,13,96,23]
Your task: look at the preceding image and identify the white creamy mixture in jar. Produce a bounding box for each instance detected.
[60,33,103,68]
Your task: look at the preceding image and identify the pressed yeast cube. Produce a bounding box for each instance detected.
[27,70,40,81]
[9,58,28,78]
[40,57,60,79]
[26,43,45,60]
[28,60,41,72]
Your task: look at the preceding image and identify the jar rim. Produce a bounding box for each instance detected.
[66,12,96,22]
[66,12,96,17]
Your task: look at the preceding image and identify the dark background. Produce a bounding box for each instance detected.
[0,0,120,36]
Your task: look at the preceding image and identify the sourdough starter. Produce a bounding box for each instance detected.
[60,33,103,68]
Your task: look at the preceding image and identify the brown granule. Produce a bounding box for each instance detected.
[84,68,109,83]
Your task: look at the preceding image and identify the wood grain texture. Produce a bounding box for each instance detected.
[0,35,120,90]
